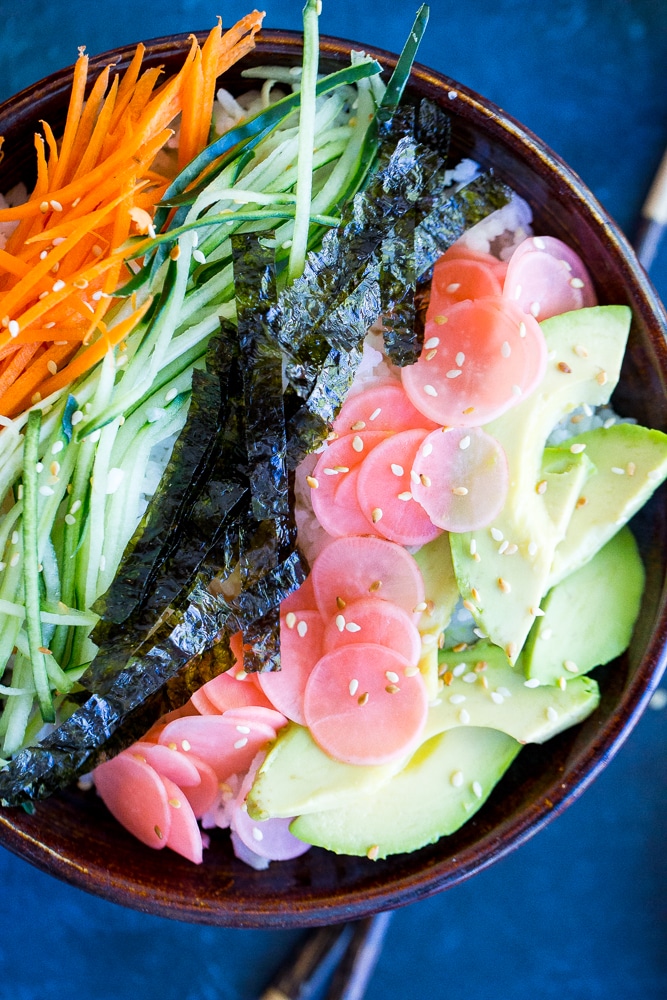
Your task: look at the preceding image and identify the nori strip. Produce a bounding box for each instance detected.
[231,232,288,521]
[379,208,418,367]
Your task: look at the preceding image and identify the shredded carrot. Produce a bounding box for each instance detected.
[0,12,265,418]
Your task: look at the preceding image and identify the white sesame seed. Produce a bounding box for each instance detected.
[603,416,616,429]
[570,442,586,454]
[323,467,338,476]
[498,540,509,555]
[463,672,477,684]
[446,282,461,294]
[497,687,512,698]
[452,486,468,496]
[352,435,364,452]
[528,541,538,557]
[455,352,466,367]
[11,531,19,545]
[647,469,659,481]
[422,442,433,457]
[546,706,559,723]
[351,420,366,431]
[449,694,466,705]
[349,678,359,696]
[501,341,511,358]
[345,621,361,633]
[285,612,297,629]
[564,660,579,673]
[105,467,124,495]
[391,463,404,477]
[193,249,206,265]
[524,678,541,688]
[451,770,464,787]
[469,539,477,556]
[459,708,471,725]
[490,691,504,705]
[71,410,83,426]
[39,485,55,496]
[9,552,20,568]
[385,671,399,684]
[51,440,64,454]
[64,514,76,525]
[404,665,420,677]
[8,320,19,338]
[570,277,585,288]
[297,620,308,637]
[423,384,438,396]
[519,321,527,338]
[335,614,345,632]
[424,337,440,350]
[181,740,191,751]
[252,827,264,841]
[512,384,522,396]
[234,737,249,749]
[236,725,251,734]
[504,543,518,555]
[532,237,546,249]
[573,344,589,358]
[70,499,82,513]
[473,628,487,639]
[491,527,504,541]
[514,285,522,300]
[459,435,471,450]
[446,369,462,379]
[611,466,625,475]
[371,507,383,523]
[540,627,553,640]
[452,663,466,677]
[397,491,413,501]
[52,279,66,293]
[369,407,381,421]
[530,301,541,317]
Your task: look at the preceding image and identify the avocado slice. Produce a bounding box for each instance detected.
[431,642,600,743]
[523,526,644,684]
[413,531,460,640]
[540,446,595,537]
[449,305,631,661]
[548,422,667,587]
[246,722,407,820]
[290,726,521,859]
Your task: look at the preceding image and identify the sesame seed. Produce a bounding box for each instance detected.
[546,706,559,723]
[452,486,468,496]
[64,514,76,526]
[52,279,66,293]
[570,277,585,288]
[463,672,477,684]
[504,543,518,555]
[611,466,625,475]
[425,349,438,361]
[404,665,420,677]
[564,660,579,673]
[452,663,466,677]
[558,677,567,690]
[647,469,660,481]
[459,435,471,450]
[420,474,431,487]
[626,462,636,476]
[385,684,400,694]
[459,708,471,725]
[371,507,383,522]
[8,320,19,338]
[558,361,572,373]
[285,612,297,629]
[39,485,55,496]
[11,531,19,545]
[397,491,413,501]
[422,442,433,457]
[596,370,608,386]
[528,541,538,557]
[469,539,477,556]
[236,725,251,734]
[193,249,206,265]
[335,614,345,631]
[514,285,523,300]
[423,384,438,396]
[410,469,421,485]
[501,341,511,358]
[524,678,540,688]
[497,577,511,594]
[252,827,264,841]
[573,344,589,357]
[473,628,487,639]
[358,692,369,706]
[512,384,523,396]
[413,601,428,613]
[391,463,404,476]
[234,737,249,749]
[181,740,191,751]
[352,435,364,452]
[433,314,447,325]
[603,416,616,429]
[306,475,319,489]
[498,540,509,555]
[385,671,399,684]
[369,579,382,592]
[50,200,63,212]
[345,621,361,633]
[334,466,349,473]
[530,301,541,317]
[490,691,504,705]
[536,479,548,494]
[446,282,461,293]
[570,442,586,454]
[446,369,462,378]
[297,620,308,637]
[519,322,526,338]
[51,440,64,454]
[351,421,366,432]
[451,770,464,787]
[71,410,83,426]
[462,599,477,613]
[154,825,164,840]
[349,678,359,696]
[449,694,466,705]
[367,845,379,860]
[540,627,553,640]
[424,337,440,350]
[533,237,546,249]
[9,552,20,568]
[336,596,346,610]
[323,467,338,476]
[470,588,481,603]
[235,670,247,680]
[491,527,504,541]
[369,407,382,421]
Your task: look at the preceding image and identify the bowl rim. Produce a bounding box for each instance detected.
[0,27,666,928]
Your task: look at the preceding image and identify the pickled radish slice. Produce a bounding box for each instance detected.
[160,774,204,864]
[141,701,198,743]
[322,597,422,666]
[440,243,509,282]
[310,430,389,538]
[280,574,318,614]
[181,755,220,819]
[132,741,202,788]
[190,685,222,716]
[257,610,325,725]
[333,383,438,436]
[303,643,428,765]
[94,752,171,849]
[222,706,288,734]
[411,426,509,532]
[504,235,597,320]
[355,428,444,545]
[231,762,310,861]
[401,296,547,426]
[199,669,274,714]
[158,716,275,780]
[429,257,503,313]
[310,535,426,623]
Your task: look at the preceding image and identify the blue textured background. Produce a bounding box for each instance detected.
[1,2,666,998]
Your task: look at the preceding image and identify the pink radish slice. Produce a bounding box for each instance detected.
[222,705,288,734]
[159,774,204,864]
[333,383,438,436]
[310,431,389,538]
[158,715,275,781]
[132,741,202,788]
[303,643,428,765]
[485,296,548,400]
[429,257,503,313]
[142,701,199,743]
[355,428,444,546]
[310,535,426,624]
[504,235,597,320]
[231,763,311,861]
[440,243,509,282]
[401,296,547,427]
[94,752,171,849]
[411,426,509,532]
[280,574,319,614]
[322,596,422,667]
[256,610,325,725]
[200,669,274,714]
[180,755,220,818]
[190,686,222,716]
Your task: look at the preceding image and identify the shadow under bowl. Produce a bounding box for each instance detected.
[0,30,665,929]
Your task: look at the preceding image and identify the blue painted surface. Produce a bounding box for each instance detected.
[0,1,666,997]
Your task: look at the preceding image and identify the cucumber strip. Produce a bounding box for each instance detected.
[381,4,430,111]
[13,629,71,693]
[1,655,34,755]
[21,409,54,723]
[288,0,320,282]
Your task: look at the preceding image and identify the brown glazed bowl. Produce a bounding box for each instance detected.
[0,30,666,929]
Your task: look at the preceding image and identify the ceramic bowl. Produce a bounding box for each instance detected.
[0,30,665,929]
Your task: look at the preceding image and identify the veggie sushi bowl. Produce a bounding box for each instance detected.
[0,22,666,929]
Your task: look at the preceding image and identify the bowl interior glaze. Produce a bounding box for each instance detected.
[0,30,666,929]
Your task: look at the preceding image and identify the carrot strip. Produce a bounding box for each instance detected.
[178,46,205,170]
[50,49,89,190]
[109,43,146,128]
[0,343,41,398]
[66,64,112,181]
[0,249,30,279]
[74,73,119,179]
[0,343,78,416]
